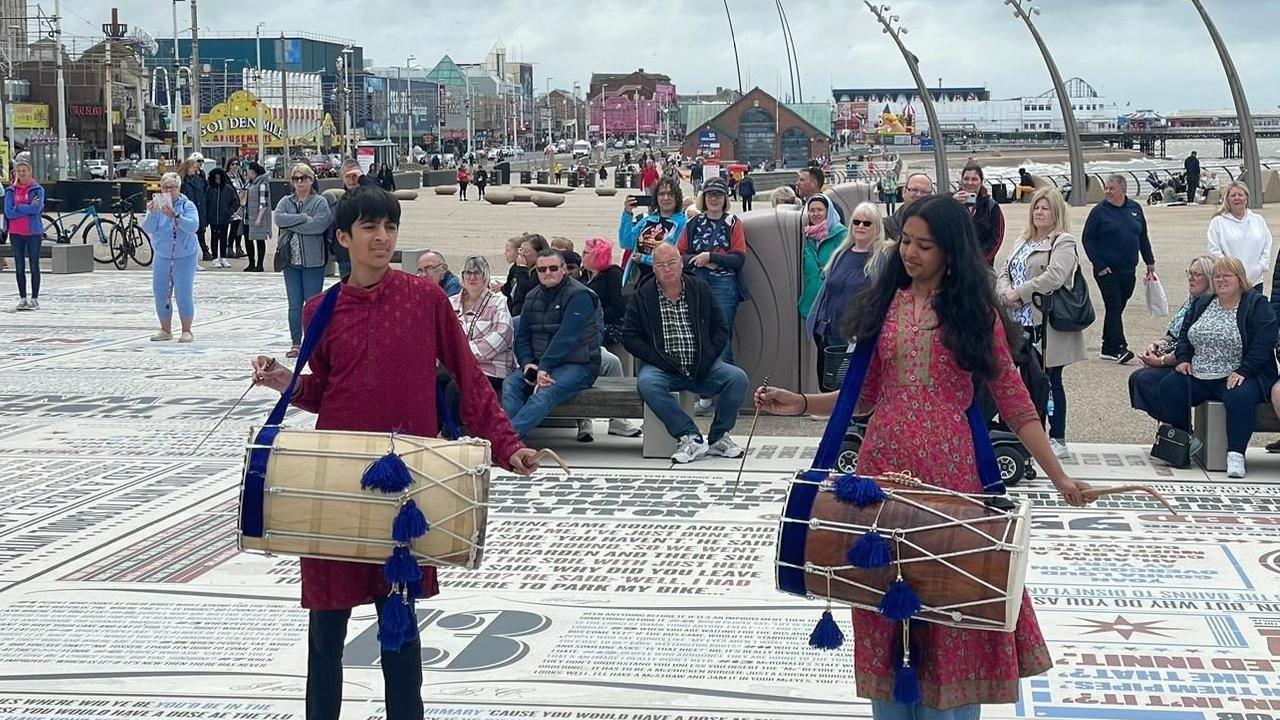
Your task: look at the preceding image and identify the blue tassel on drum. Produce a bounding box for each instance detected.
[893,660,921,703]
[378,592,419,652]
[362,452,414,493]
[383,546,423,586]
[833,474,886,507]
[880,578,922,621]
[847,529,892,568]
[808,609,844,650]
[392,500,430,543]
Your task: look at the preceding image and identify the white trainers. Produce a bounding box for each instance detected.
[575,419,594,443]
[150,330,173,342]
[671,434,709,464]
[178,331,194,343]
[1049,438,1070,459]
[14,298,29,311]
[694,398,715,416]
[26,299,38,310]
[707,435,744,458]
[1226,451,1246,478]
[607,418,642,437]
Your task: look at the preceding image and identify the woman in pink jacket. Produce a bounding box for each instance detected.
[3,159,46,311]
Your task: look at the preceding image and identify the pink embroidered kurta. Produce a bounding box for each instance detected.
[291,270,525,610]
[853,289,1050,709]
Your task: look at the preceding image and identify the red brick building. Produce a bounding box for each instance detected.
[681,87,830,166]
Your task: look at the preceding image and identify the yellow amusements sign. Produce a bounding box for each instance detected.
[199,89,289,146]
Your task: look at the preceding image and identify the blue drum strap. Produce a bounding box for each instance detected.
[240,284,342,537]
[809,335,1005,495]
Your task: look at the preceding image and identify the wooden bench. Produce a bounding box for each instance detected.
[1193,401,1280,471]
[543,376,691,458]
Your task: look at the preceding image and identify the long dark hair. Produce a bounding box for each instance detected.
[841,194,1020,381]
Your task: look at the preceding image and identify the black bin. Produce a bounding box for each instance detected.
[520,170,532,184]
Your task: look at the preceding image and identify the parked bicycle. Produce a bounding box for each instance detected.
[107,194,153,269]
[40,199,119,264]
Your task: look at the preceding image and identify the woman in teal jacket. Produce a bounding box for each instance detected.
[618,175,688,285]
[799,194,848,382]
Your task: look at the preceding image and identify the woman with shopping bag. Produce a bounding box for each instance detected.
[996,187,1086,459]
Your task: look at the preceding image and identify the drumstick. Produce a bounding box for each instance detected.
[1081,484,1180,515]
[533,448,572,474]
[191,382,257,456]
[732,375,770,499]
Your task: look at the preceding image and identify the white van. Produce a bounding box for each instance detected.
[572,140,592,159]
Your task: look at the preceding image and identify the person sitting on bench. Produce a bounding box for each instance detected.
[502,249,603,438]
[622,243,748,464]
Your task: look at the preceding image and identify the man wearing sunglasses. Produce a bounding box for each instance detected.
[502,249,604,438]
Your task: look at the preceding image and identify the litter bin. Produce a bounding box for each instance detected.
[520,170,532,184]
[567,173,579,188]
[536,171,550,184]
[495,162,511,185]
[990,183,1010,204]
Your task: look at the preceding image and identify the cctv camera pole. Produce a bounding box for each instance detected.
[865,1,948,188]
[1191,0,1262,208]
[1008,0,1086,206]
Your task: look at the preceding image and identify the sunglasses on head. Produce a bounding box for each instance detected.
[850,219,873,227]
[536,264,562,274]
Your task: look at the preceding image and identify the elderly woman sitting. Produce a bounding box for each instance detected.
[1129,254,1216,419]
[1151,256,1277,478]
[449,255,515,394]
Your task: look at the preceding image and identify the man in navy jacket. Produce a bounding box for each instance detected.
[1082,174,1157,364]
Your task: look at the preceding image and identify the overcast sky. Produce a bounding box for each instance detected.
[64,0,1277,112]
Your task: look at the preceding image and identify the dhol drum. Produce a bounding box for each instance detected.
[776,469,1030,632]
[239,429,491,569]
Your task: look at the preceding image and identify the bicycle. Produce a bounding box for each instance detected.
[41,199,119,264]
[106,194,153,269]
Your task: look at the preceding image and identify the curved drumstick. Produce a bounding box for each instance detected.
[1082,484,1180,515]
[533,448,572,474]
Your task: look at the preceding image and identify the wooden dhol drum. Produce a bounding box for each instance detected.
[776,470,1031,632]
[239,429,491,569]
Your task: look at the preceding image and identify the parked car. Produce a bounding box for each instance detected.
[85,158,109,179]
[613,141,625,150]
[113,159,136,178]
[572,140,592,159]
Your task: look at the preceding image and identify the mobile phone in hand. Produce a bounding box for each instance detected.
[629,195,654,207]
[523,366,539,384]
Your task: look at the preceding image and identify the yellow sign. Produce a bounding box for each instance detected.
[12,103,49,129]
[198,89,334,148]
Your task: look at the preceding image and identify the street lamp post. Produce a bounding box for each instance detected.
[544,76,553,148]
[254,22,264,160]
[171,0,186,159]
[1006,0,1086,206]
[1191,0,1262,208]
[221,59,230,105]
[405,54,415,158]
[864,2,948,189]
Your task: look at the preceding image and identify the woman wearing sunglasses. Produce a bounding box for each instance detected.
[806,201,890,373]
[273,162,332,358]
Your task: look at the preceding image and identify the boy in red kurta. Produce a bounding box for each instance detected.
[253,187,538,720]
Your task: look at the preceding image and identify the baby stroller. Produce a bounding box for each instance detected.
[821,331,1046,485]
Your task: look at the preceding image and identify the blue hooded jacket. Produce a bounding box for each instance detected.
[142,193,202,260]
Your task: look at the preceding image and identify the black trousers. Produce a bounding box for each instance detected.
[210,223,230,259]
[245,237,267,270]
[741,196,753,211]
[1094,269,1136,355]
[307,597,424,720]
[229,218,243,253]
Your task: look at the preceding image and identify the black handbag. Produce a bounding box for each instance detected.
[1041,238,1095,332]
[1151,422,1194,468]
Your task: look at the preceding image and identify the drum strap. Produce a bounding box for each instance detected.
[241,284,342,537]
[810,335,1006,495]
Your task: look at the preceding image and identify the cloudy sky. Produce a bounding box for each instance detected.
[62,0,1276,112]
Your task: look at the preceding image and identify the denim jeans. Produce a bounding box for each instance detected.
[501,362,597,437]
[870,700,980,720]
[636,360,748,442]
[1047,365,1067,440]
[307,596,423,720]
[284,264,326,345]
[10,234,41,299]
[703,273,740,364]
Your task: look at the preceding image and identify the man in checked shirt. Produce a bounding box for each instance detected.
[622,243,748,463]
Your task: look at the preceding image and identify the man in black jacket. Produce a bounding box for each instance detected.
[1184,151,1201,204]
[1082,174,1157,364]
[623,243,748,463]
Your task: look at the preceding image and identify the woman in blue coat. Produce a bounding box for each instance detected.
[142,172,202,342]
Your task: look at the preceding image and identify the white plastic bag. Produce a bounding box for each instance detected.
[1146,275,1169,317]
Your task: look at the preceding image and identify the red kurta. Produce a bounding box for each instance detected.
[853,289,1051,709]
[291,269,524,610]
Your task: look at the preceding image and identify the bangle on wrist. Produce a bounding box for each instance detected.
[800,393,808,416]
